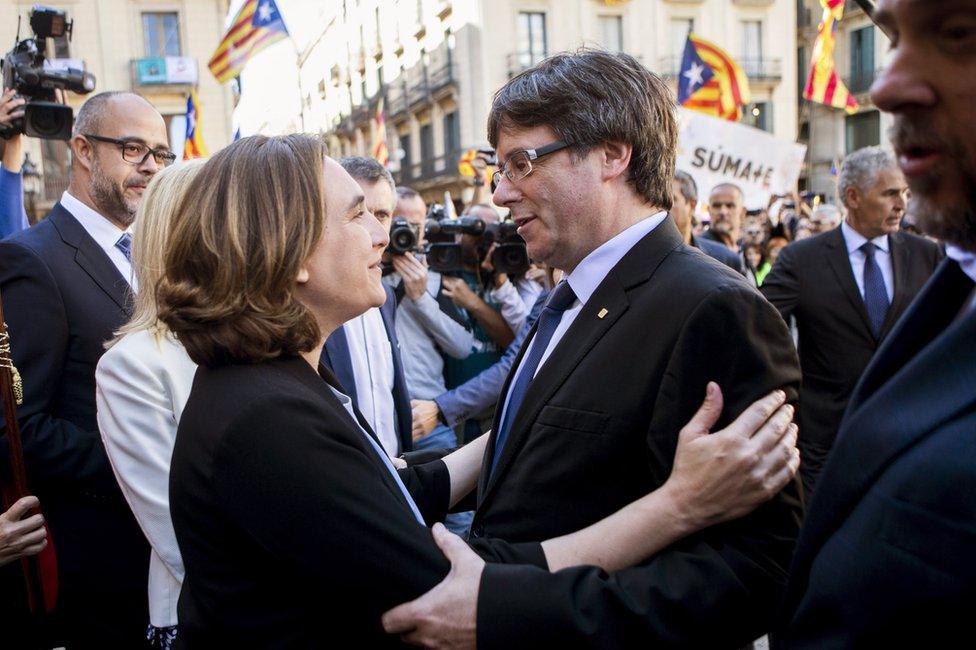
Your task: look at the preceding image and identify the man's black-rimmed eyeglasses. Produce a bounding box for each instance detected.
[491,141,571,192]
[83,133,177,167]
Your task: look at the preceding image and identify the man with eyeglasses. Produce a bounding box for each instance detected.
[383,50,802,648]
[0,91,170,647]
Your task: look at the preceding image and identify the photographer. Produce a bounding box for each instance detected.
[0,88,30,238]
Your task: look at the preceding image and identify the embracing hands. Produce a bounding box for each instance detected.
[662,383,799,530]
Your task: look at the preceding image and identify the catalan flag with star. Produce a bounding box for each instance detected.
[678,33,751,122]
[208,0,290,84]
[803,0,859,114]
[183,89,208,160]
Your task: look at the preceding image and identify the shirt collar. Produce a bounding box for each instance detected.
[565,211,668,306]
[946,244,976,284]
[842,219,889,255]
[61,191,130,251]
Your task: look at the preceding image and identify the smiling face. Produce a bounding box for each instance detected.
[871,0,976,250]
[491,125,606,272]
[75,95,170,228]
[296,158,389,331]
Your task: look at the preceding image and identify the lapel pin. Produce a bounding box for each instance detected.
[597,308,609,319]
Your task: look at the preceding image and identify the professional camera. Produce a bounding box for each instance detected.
[386,216,419,255]
[0,6,96,140]
[423,204,485,273]
[481,220,529,276]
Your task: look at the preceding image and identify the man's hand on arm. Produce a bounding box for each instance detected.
[392,254,430,301]
[382,523,482,649]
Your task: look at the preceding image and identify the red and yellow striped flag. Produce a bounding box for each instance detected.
[208,0,290,85]
[803,0,859,114]
[372,99,389,166]
[681,34,751,122]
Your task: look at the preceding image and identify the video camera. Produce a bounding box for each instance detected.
[424,203,485,273]
[0,6,96,140]
[386,216,419,255]
[481,220,530,276]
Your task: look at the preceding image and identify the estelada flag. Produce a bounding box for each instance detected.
[372,99,389,167]
[678,33,751,122]
[183,90,208,160]
[208,0,289,84]
[803,0,859,114]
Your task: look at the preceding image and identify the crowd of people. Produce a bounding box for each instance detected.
[0,0,974,647]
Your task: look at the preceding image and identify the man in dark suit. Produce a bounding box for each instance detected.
[672,170,745,272]
[762,146,942,496]
[320,157,413,456]
[383,50,802,648]
[776,0,976,644]
[0,92,171,646]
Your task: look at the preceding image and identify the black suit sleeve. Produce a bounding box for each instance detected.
[397,459,451,525]
[213,395,453,609]
[477,286,803,649]
[760,242,801,322]
[0,240,113,488]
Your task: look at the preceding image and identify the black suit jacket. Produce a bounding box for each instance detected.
[0,203,149,643]
[471,218,804,648]
[171,356,540,647]
[321,285,413,453]
[693,233,745,273]
[777,259,976,647]
[761,227,942,494]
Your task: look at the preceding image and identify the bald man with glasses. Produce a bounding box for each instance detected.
[0,91,171,647]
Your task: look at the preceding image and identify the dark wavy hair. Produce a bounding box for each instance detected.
[487,48,677,210]
[156,134,327,367]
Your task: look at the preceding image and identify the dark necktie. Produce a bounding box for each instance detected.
[490,280,578,476]
[861,241,890,337]
[115,232,133,262]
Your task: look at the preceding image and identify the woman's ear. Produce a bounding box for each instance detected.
[296,267,310,284]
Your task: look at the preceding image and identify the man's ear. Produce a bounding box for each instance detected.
[600,141,632,182]
[845,186,860,211]
[70,135,95,173]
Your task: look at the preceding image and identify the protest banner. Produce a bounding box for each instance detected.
[677,108,807,209]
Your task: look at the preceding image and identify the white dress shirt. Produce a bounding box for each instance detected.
[343,307,398,456]
[498,212,668,428]
[841,220,893,303]
[96,329,197,628]
[946,244,976,315]
[61,191,138,292]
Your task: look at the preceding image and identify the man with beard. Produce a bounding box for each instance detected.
[0,92,172,647]
[777,0,976,646]
[762,146,942,496]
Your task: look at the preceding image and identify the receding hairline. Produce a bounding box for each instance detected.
[709,183,744,201]
[72,91,159,138]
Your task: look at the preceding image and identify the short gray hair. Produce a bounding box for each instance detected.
[838,146,897,208]
[72,91,132,137]
[674,170,698,203]
[338,156,395,193]
[396,185,420,200]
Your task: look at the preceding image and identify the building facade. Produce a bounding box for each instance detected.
[796,0,892,199]
[1,0,236,215]
[301,0,799,204]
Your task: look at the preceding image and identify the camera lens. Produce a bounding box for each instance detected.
[25,103,73,140]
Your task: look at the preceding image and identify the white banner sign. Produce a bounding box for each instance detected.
[677,108,807,210]
[165,56,199,84]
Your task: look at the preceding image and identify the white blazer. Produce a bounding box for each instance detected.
[96,329,196,628]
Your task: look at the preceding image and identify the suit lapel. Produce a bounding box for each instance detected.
[824,227,875,338]
[478,218,684,505]
[380,287,412,451]
[322,325,357,404]
[48,204,132,314]
[787,260,976,605]
[880,232,912,338]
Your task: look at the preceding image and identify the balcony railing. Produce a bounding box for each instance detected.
[656,56,781,81]
[845,68,878,94]
[395,147,467,186]
[428,61,456,94]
